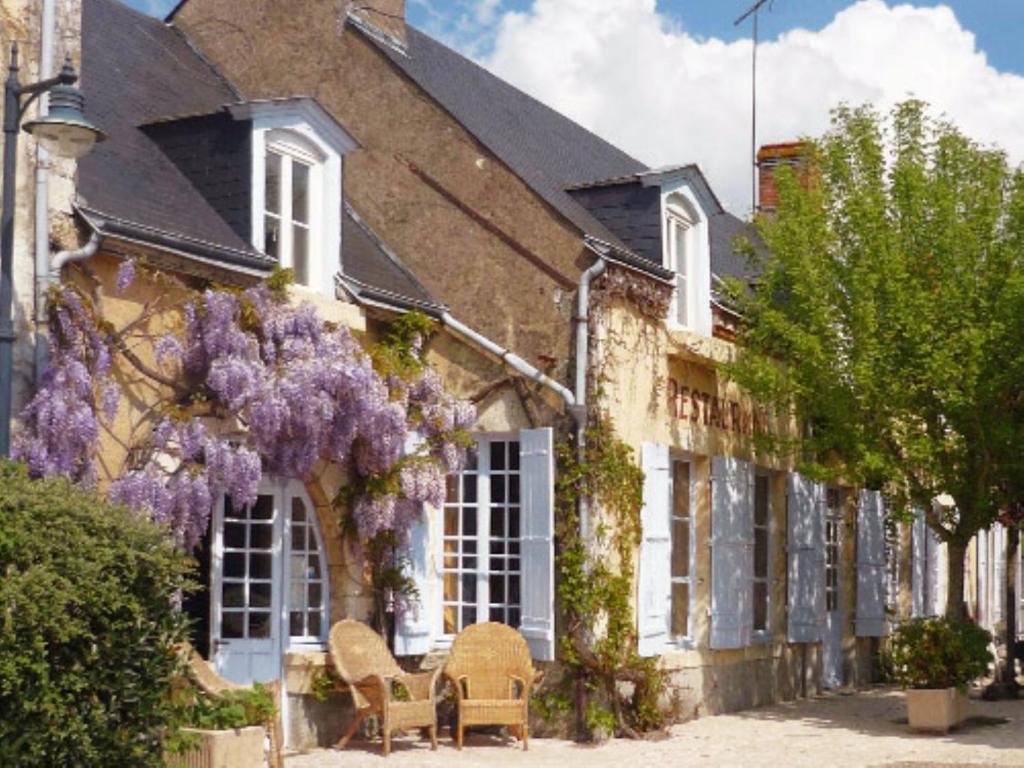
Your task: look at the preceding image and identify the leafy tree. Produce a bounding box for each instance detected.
[727,101,1024,617]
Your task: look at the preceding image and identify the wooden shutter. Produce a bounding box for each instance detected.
[519,428,555,661]
[926,520,943,617]
[638,442,672,657]
[911,509,927,617]
[855,490,887,637]
[787,473,825,643]
[394,432,433,655]
[710,456,753,649]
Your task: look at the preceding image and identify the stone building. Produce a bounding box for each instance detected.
[14,0,895,750]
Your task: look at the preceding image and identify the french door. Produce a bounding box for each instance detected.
[822,488,844,689]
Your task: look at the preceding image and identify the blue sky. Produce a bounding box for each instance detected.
[128,0,1024,75]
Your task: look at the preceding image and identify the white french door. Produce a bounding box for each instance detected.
[822,489,844,689]
[211,479,328,687]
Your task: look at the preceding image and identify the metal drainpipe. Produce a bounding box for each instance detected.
[574,258,606,541]
[33,0,55,383]
[51,229,101,273]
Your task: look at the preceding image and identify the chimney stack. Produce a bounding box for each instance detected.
[756,142,808,212]
[349,0,407,49]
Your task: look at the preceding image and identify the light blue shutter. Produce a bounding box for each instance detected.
[638,442,671,657]
[855,490,887,637]
[911,509,929,617]
[710,456,753,649]
[394,432,433,655]
[787,473,825,643]
[926,520,942,616]
[519,428,555,661]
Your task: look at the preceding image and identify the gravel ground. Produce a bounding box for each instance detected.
[285,687,1024,768]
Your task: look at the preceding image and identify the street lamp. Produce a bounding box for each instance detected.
[0,42,105,457]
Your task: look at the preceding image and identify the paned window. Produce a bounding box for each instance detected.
[264,147,313,286]
[442,437,521,636]
[753,473,771,632]
[670,459,693,640]
[826,488,842,612]
[665,192,698,329]
[220,494,275,640]
[288,495,326,643]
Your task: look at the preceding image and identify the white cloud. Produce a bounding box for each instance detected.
[474,0,1024,214]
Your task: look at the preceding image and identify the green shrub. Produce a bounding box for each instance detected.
[0,460,190,766]
[887,616,993,690]
[176,684,276,731]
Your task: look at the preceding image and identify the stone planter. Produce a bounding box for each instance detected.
[166,725,266,768]
[905,687,968,733]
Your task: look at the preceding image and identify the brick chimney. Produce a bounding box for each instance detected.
[756,142,808,212]
[348,0,407,49]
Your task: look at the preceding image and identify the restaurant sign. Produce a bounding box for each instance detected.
[667,377,770,436]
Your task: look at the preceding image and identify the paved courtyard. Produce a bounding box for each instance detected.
[286,687,1024,767]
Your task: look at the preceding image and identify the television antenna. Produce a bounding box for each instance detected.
[734,0,774,213]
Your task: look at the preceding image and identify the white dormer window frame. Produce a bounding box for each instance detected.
[231,99,359,298]
[660,183,712,336]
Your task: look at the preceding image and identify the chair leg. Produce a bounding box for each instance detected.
[456,722,464,750]
[430,724,438,750]
[383,728,391,757]
[335,710,366,751]
[522,723,529,751]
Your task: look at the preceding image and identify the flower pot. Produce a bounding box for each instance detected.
[905,687,968,733]
[166,725,266,768]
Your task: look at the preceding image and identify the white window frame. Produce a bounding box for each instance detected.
[660,183,711,336]
[669,454,696,647]
[825,487,843,614]
[752,469,772,641]
[262,135,323,290]
[437,432,523,645]
[282,478,330,651]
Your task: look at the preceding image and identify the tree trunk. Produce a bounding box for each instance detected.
[946,538,968,619]
[1001,525,1019,685]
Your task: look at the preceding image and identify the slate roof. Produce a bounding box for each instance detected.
[77,0,271,268]
[360,22,757,285]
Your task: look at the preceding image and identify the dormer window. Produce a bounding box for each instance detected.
[230,98,359,298]
[661,184,711,336]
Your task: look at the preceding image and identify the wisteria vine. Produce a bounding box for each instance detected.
[14,263,474,551]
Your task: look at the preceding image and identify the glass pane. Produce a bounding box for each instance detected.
[755,475,770,527]
[461,604,476,628]
[508,541,520,556]
[224,522,246,549]
[463,555,477,570]
[508,508,520,539]
[224,552,245,578]
[462,573,477,604]
[446,475,458,502]
[444,508,458,537]
[290,581,304,607]
[462,474,477,503]
[252,496,274,521]
[308,611,322,638]
[224,496,244,520]
[507,556,520,573]
[491,510,506,537]
[264,215,280,259]
[490,441,505,471]
[492,475,506,503]
[250,582,271,608]
[292,161,309,224]
[490,574,505,603]
[508,474,520,504]
[462,507,477,536]
[309,555,321,579]
[291,554,306,579]
[444,572,458,602]
[265,152,281,214]
[464,448,478,472]
[249,612,271,639]
[490,605,506,624]
[753,582,768,631]
[291,497,306,522]
[292,225,309,286]
[507,608,520,628]
[222,611,244,639]
[308,583,321,609]
[754,528,768,579]
[671,582,689,638]
[290,524,306,551]
[509,442,520,470]
[250,523,272,551]
[673,461,690,518]
[444,604,457,635]
[290,612,304,637]
[509,574,520,605]
[463,540,476,554]
[250,553,272,579]
[223,582,245,608]
[490,540,506,555]
[671,519,689,579]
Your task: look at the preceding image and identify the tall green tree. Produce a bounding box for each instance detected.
[728,101,1024,618]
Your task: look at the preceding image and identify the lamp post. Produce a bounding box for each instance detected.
[0,42,105,457]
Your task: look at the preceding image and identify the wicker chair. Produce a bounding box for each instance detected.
[178,643,284,768]
[443,622,539,750]
[328,620,441,756]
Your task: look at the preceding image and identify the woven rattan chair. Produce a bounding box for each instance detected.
[177,643,284,768]
[443,622,539,750]
[328,620,441,756]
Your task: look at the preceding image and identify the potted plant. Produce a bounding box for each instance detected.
[165,683,276,768]
[888,616,992,733]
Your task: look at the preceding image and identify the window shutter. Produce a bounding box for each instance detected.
[926,521,942,617]
[638,442,672,657]
[394,432,434,656]
[855,490,887,637]
[911,509,927,617]
[710,456,753,649]
[519,428,556,661]
[787,473,825,643]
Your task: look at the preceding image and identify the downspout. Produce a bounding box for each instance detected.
[33,0,56,382]
[51,228,101,272]
[574,258,606,541]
